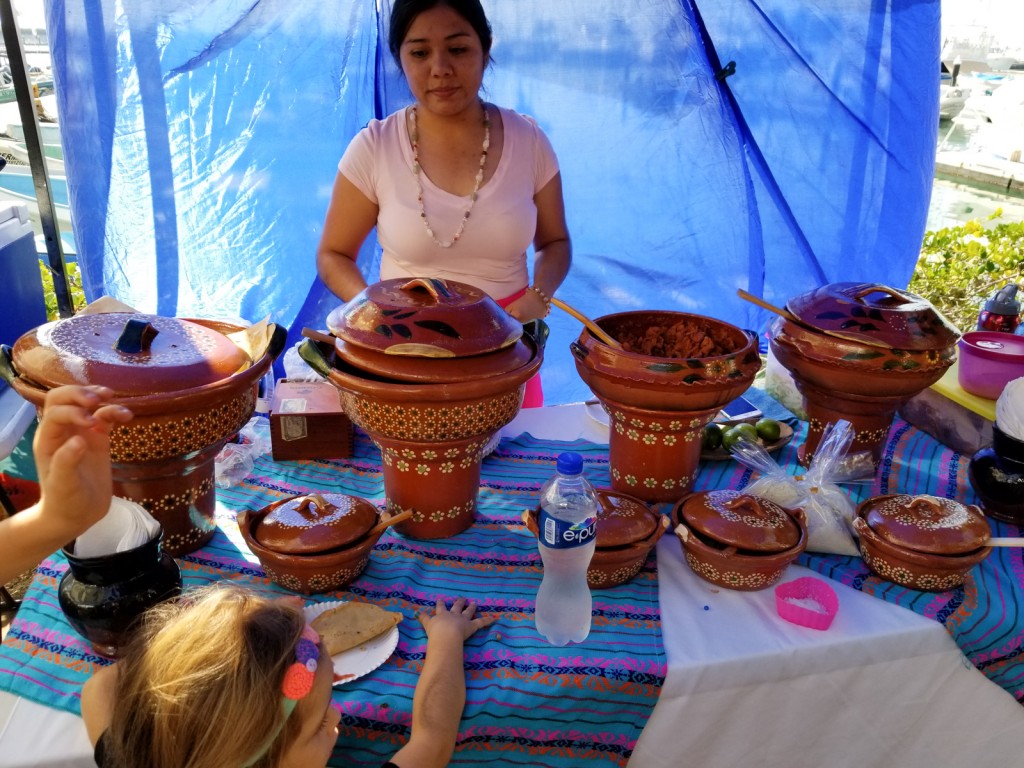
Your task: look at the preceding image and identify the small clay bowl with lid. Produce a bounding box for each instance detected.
[670,490,808,591]
[852,494,992,591]
[238,493,411,595]
[327,277,522,360]
[522,489,670,588]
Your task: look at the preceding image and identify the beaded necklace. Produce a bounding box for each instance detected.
[409,101,490,248]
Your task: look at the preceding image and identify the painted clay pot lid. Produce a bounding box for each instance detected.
[10,312,251,395]
[253,493,379,555]
[786,282,960,351]
[677,490,800,553]
[595,490,659,548]
[859,494,990,555]
[327,277,522,358]
[332,334,534,383]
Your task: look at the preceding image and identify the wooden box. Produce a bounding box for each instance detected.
[270,380,353,461]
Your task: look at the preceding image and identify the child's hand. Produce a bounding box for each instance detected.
[33,385,133,538]
[418,597,497,643]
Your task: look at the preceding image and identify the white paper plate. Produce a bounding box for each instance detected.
[303,600,401,686]
[585,400,610,428]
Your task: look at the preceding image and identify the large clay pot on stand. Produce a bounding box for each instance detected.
[2,313,285,555]
[571,310,761,503]
[301,278,543,539]
[767,283,959,469]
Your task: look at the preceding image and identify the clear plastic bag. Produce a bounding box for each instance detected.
[214,416,272,489]
[730,420,860,556]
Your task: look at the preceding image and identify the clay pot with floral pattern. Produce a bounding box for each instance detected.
[571,311,761,502]
[238,493,410,595]
[523,489,670,588]
[1,313,285,556]
[852,493,992,591]
[671,490,808,591]
[768,283,959,469]
[301,278,543,539]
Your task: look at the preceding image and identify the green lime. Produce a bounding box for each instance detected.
[755,418,782,442]
[702,423,723,451]
[722,423,759,450]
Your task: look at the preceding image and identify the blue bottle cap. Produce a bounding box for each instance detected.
[556,452,583,475]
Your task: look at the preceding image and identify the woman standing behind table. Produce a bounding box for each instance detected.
[316,0,572,406]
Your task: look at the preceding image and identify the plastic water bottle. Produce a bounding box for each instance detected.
[535,451,598,646]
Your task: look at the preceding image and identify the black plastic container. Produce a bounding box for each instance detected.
[969,425,1024,525]
[58,530,181,658]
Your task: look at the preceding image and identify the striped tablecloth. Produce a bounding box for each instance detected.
[0,430,665,768]
[696,417,1024,703]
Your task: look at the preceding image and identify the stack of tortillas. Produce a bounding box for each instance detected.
[311,602,403,656]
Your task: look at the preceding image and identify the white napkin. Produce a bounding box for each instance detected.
[996,377,1024,441]
[73,497,162,558]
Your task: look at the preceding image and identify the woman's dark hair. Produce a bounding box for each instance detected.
[388,0,493,66]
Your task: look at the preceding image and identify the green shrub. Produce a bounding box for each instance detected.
[38,259,86,320]
[910,211,1024,333]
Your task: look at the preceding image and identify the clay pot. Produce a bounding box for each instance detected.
[852,494,992,591]
[58,530,182,658]
[2,314,286,556]
[969,425,1024,524]
[670,490,808,591]
[523,489,670,588]
[332,334,534,384]
[238,493,405,595]
[327,277,522,359]
[769,285,957,469]
[571,311,760,502]
[298,332,541,539]
[786,282,959,350]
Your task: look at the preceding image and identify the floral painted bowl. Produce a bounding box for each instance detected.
[523,489,670,588]
[238,493,401,595]
[327,277,522,359]
[852,494,992,591]
[670,490,808,591]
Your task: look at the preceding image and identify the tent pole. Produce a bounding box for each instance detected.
[0,0,72,318]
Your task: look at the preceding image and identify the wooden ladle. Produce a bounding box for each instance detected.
[366,508,413,538]
[550,297,623,349]
[736,289,889,348]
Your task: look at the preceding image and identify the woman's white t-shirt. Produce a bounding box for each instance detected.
[338,105,560,301]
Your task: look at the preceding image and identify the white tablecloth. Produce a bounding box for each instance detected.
[2,403,1023,767]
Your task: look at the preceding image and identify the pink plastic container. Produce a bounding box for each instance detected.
[957,332,1024,401]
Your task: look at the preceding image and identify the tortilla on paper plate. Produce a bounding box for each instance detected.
[310,601,402,655]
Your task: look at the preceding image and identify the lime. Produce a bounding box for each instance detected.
[722,423,759,450]
[702,423,723,451]
[755,418,782,442]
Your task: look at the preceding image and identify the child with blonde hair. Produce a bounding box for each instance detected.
[82,583,495,768]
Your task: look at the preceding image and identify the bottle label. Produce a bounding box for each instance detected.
[539,509,597,549]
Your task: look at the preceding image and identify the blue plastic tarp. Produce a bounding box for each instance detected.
[46,0,939,405]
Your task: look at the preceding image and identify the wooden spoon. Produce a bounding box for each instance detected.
[366,508,413,538]
[736,289,889,348]
[550,297,623,349]
[987,537,1024,547]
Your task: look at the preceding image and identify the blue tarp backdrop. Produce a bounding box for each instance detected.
[45,0,940,405]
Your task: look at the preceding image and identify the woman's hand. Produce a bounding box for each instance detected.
[503,289,550,323]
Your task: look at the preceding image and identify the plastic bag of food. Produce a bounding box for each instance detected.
[795,421,860,555]
[215,416,272,489]
[730,439,806,509]
[730,420,860,556]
